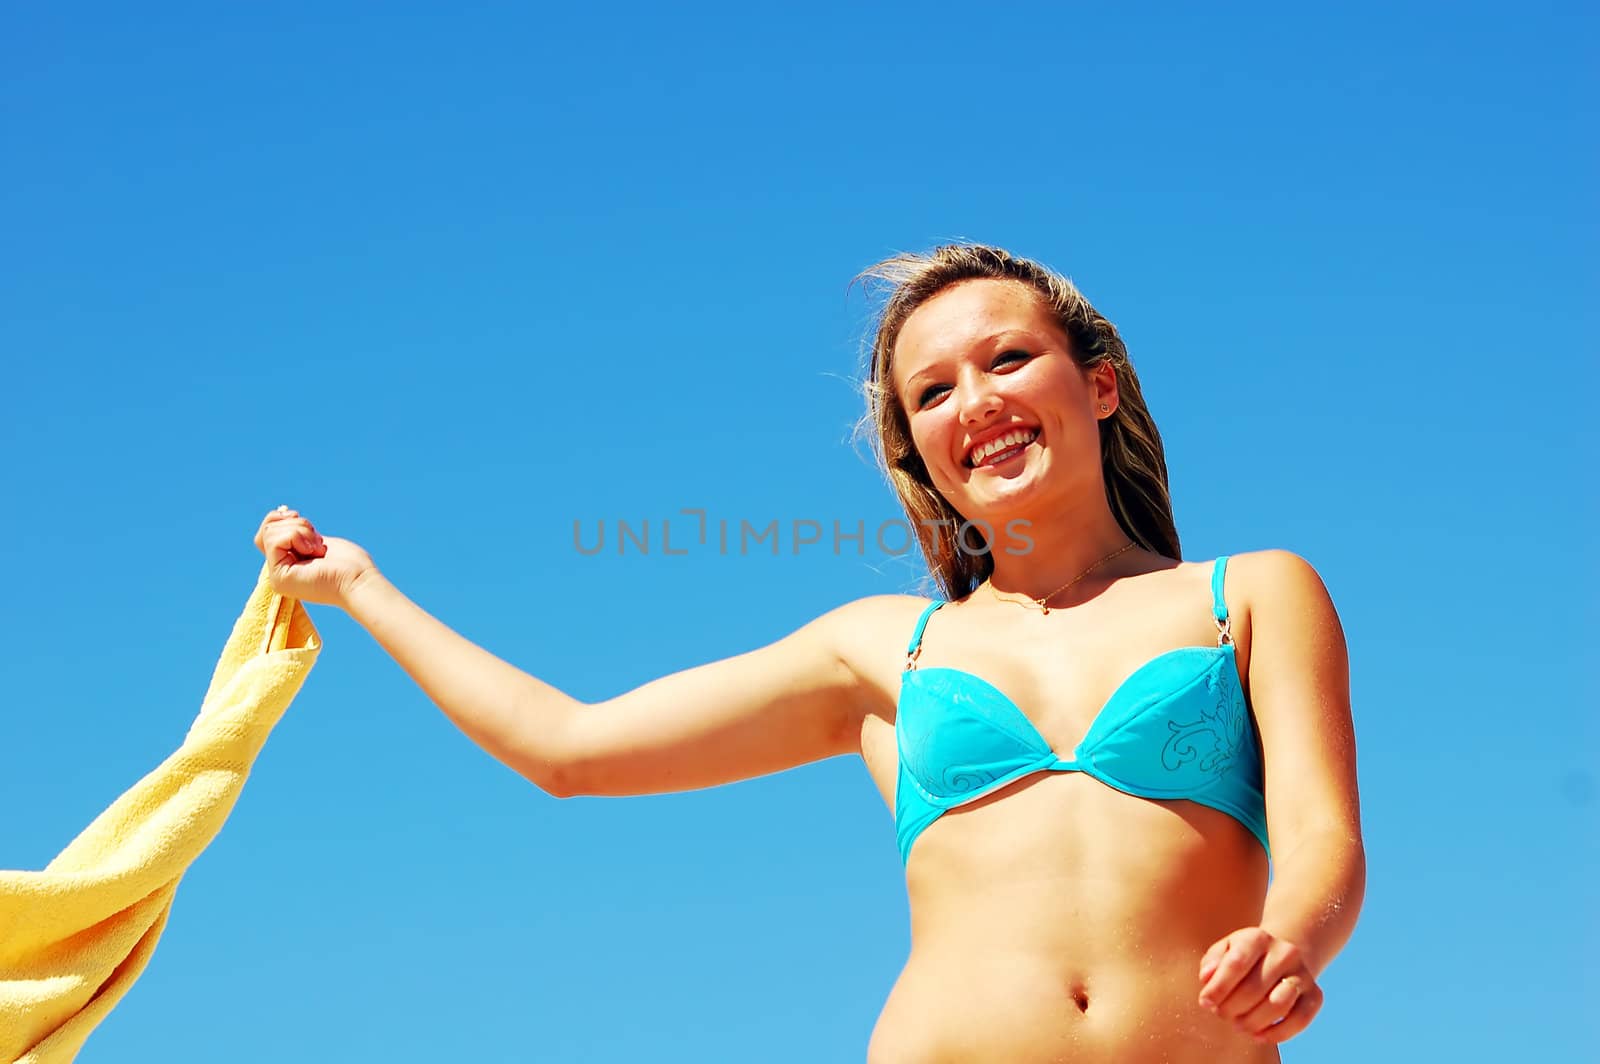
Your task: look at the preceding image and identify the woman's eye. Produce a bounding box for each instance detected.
[912,352,1029,409]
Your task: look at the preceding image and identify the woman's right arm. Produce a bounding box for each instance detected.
[342,568,877,799]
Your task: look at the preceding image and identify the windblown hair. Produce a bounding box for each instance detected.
[856,243,1180,600]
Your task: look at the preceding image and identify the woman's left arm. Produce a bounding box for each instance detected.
[1197,549,1366,1042]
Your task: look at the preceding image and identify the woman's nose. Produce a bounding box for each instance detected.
[957,377,1004,425]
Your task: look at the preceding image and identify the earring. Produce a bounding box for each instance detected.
[1099,404,1109,412]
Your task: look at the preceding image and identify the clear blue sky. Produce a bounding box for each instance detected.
[2,2,1594,1061]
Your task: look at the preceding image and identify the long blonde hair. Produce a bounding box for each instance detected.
[856,243,1180,600]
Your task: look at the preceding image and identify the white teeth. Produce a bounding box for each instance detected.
[969,429,1039,466]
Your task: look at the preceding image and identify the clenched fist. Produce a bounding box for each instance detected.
[254,506,377,608]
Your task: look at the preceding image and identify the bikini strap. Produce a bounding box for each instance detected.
[905,600,945,669]
[1211,555,1234,646]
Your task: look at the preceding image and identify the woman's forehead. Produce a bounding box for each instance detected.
[892,280,1060,381]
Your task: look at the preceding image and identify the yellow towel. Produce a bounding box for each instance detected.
[0,561,320,1063]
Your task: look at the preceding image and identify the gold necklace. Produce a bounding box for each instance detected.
[986,541,1138,615]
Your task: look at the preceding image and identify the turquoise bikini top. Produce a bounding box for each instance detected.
[894,555,1269,865]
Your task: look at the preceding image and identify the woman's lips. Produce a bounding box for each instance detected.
[965,426,1041,467]
[972,437,1037,469]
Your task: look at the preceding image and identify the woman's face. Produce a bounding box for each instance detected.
[891,279,1115,522]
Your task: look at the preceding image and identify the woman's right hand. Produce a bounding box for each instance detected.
[254,506,377,609]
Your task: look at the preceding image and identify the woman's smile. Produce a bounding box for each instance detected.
[965,427,1041,468]
[891,279,1108,519]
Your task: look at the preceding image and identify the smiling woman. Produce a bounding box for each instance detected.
[858,246,1179,602]
[256,243,1364,1064]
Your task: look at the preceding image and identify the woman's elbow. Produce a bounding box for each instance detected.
[535,759,585,799]
[502,729,587,798]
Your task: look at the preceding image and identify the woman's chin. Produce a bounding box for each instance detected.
[961,461,1050,517]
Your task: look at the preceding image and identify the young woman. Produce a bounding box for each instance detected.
[256,244,1364,1063]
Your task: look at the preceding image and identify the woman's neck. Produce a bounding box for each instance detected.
[981,505,1144,604]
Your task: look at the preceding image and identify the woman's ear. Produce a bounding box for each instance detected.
[1090,361,1119,418]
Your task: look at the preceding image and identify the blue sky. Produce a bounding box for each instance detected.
[2,2,1594,1060]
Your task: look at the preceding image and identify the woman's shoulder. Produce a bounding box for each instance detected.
[1215,548,1327,602]
[807,592,941,670]
[1210,549,1336,655]
[824,592,942,634]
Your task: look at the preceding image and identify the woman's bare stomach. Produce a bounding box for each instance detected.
[867,774,1277,1064]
